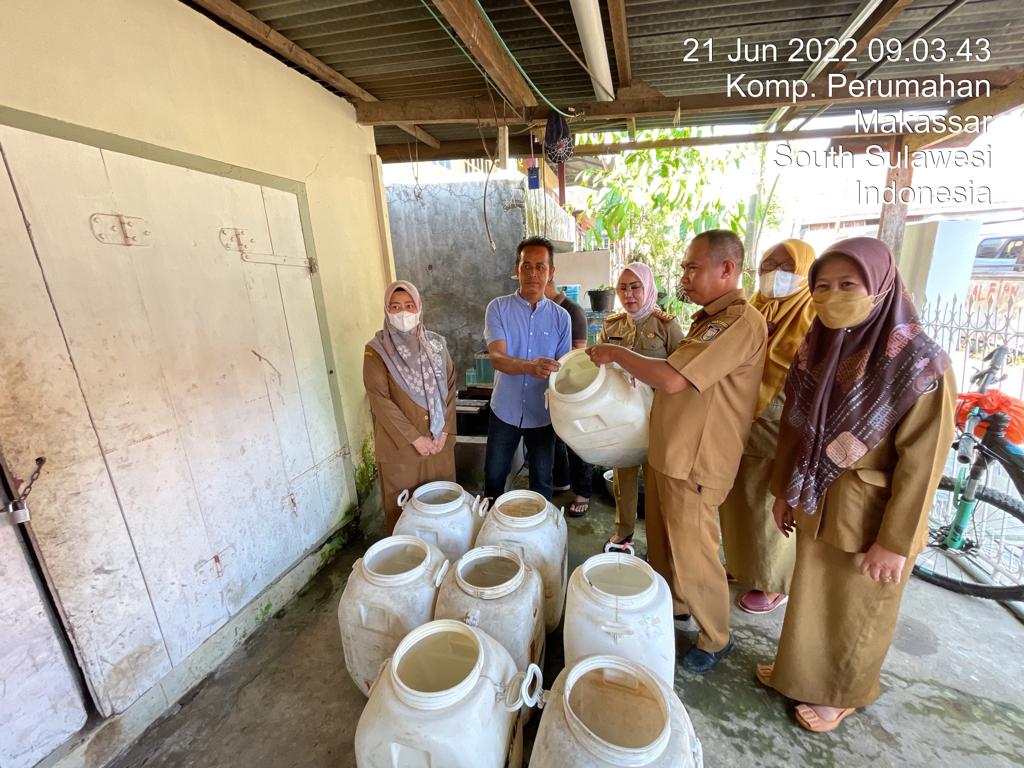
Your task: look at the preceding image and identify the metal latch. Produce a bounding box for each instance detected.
[5,456,45,526]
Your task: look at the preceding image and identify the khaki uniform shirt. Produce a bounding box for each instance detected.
[647,289,768,489]
[770,367,956,557]
[598,310,685,359]
[363,346,457,465]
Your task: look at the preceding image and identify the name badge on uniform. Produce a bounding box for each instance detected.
[700,322,727,341]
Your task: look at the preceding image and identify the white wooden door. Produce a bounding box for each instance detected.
[0,125,349,720]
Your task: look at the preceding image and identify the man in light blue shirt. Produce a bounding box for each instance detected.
[484,236,571,500]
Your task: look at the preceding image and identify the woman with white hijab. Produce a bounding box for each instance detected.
[363,280,457,533]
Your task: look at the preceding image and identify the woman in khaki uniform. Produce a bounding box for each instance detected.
[720,240,815,615]
[759,238,954,732]
[598,262,684,554]
[363,280,457,534]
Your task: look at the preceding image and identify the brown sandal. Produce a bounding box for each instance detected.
[794,703,856,733]
[755,663,774,688]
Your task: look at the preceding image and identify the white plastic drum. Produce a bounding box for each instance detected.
[476,490,568,632]
[529,655,703,768]
[564,553,675,684]
[355,620,542,768]
[547,349,654,467]
[393,480,488,562]
[435,546,546,671]
[337,535,448,696]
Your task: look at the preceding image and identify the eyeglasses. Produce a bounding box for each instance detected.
[618,282,644,295]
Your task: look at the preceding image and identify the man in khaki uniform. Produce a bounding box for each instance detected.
[588,230,767,673]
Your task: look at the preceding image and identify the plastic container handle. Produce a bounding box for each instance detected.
[433,559,450,588]
[476,496,490,519]
[397,489,410,508]
[600,621,635,641]
[351,557,361,571]
[503,663,544,712]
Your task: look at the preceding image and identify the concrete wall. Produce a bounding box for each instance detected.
[387,177,525,381]
[387,176,578,380]
[0,0,390,455]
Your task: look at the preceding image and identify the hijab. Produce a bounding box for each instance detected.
[621,262,658,321]
[367,280,449,440]
[778,237,950,515]
[750,239,816,415]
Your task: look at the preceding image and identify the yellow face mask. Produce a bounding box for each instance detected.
[813,290,875,329]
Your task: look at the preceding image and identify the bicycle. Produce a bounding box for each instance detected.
[913,346,1024,601]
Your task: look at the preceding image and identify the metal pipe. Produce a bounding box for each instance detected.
[568,0,616,102]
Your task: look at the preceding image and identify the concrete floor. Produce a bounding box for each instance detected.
[111,484,1024,768]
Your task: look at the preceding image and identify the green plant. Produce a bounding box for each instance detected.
[354,435,378,505]
[576,128,781,319]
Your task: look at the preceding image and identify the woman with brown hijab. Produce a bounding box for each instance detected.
[758,237,955,732]
[363,280,457,533]
[720,240,815,615]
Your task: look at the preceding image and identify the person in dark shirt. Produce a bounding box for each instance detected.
[546,279,593,516]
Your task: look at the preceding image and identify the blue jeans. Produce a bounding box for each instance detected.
[484,412,556,501]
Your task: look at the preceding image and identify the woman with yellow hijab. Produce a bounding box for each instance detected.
[720,239,816,614]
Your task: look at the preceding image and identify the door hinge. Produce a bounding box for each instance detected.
[91,213,151,247]
[308,256,318,275]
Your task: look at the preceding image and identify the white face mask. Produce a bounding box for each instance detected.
[387,311,420,333]
[758,270,806,299]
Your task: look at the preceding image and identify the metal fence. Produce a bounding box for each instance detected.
[918,294,1024,401]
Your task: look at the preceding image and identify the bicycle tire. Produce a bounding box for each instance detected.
[913,475,1024,600]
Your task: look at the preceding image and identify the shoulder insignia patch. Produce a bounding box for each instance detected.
[699,321,729,341]
[605,311,626,322]
[653,309,676,322]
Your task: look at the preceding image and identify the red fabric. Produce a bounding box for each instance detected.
[956,390,1024,444]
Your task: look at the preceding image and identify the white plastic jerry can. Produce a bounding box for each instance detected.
[393,480,488,562]
[563,552,675,685]
[475,490,568,632]
[355,619,543,768]
[547,349,654,467]
[529,655,703,768]
[337,535,448,696]
[434,545,546,672]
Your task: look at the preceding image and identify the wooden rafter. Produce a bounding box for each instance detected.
[772,0,914,129]
[188,0,440,148]
[606,0,631,88]
[429,0,538,108]
[904,74,1024,151]
[357,67,1023,126]
[375,124,897,163]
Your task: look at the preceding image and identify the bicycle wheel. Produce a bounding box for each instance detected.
[913,476,1024,600]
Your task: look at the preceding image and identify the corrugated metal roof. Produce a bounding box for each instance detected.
[205,0,1024,150]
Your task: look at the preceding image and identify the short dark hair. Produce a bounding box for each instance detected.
[516,235,555,268]
[693,229,744,271]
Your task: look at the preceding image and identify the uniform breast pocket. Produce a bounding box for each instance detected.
[637,334,667,358]
[824,467,893,552]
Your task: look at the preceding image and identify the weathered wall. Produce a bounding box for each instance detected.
[0,0,389,456]
[387,176,579,380]
[387,178,526,380]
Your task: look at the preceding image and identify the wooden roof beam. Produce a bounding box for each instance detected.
[904,74,1024,152]
[771,0,914,129]
[429,0,538,108]
[376,125,897,162]
[189,0,439,148]
[357,67,1023,125]
[606,0,631,88]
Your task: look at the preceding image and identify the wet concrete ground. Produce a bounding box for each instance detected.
[111,483,1024,767]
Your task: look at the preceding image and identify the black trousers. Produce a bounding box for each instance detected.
[553,437,593,497]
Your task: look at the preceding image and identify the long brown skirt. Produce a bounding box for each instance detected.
[770,531,915,708]
[720,453,795,594]
[378,447,456,534]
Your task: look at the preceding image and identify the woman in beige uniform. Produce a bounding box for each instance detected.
[720,240,815,615]
[758,237,955,732]
[363,280,457,534]
[599,262,684,554]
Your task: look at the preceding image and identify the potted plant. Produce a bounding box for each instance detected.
[587,284,616,312]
